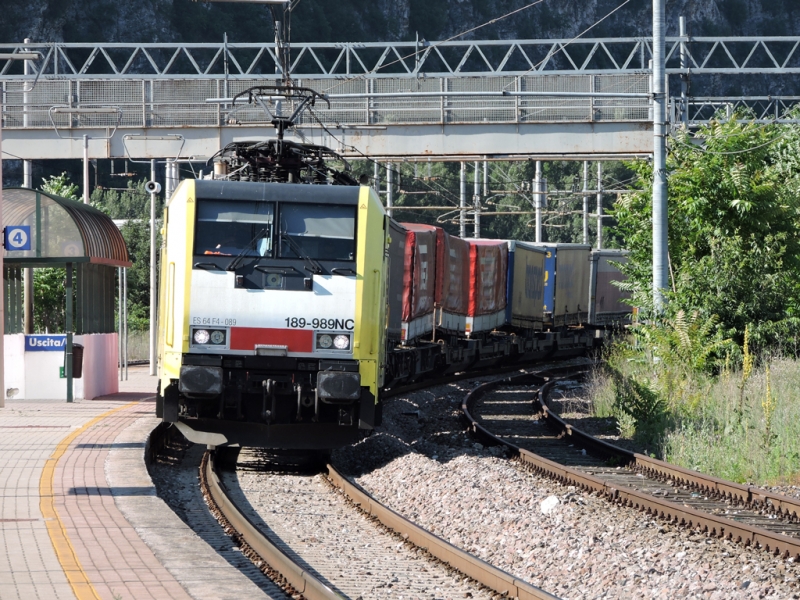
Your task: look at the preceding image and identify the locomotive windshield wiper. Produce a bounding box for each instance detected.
[279,232,324,275]
[226,228,268,271]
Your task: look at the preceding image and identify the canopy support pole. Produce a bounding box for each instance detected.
[123,267,128,381]
[66,262,73,403]
[0,105,5,409]
[119,267,123,382]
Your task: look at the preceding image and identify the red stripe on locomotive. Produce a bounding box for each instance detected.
[229,327,314,352]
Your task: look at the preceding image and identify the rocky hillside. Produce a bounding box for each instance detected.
[1,0,799,45]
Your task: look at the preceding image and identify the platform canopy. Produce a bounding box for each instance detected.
[3,187,131,267]
[3,188,132,336]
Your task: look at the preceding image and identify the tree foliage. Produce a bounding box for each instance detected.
[40,172,79,200]
[613,113,800,349]
[91,180,162,332]
[31,176,158,333]
[31,174,80,333]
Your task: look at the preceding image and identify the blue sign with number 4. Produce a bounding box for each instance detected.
[5,226,31,251]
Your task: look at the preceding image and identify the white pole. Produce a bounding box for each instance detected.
[23,42,33,335]
[149,159,157,376]
[596,162,603,250]
[166,159,178,199]
[373,160,379,192]
[483,159,488,197]
[534,161,542,243]
[386,162,393,217]
[82,135,90,204]
[23,40,31,192]
[459,162,466,238]
[164,159,170,199]
[582,161,589,245]
[473,161,480,238]
[653,0,669,311]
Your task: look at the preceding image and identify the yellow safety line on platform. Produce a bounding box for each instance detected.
[39,402,138,600]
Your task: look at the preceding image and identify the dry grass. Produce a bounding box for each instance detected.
[590,354,800,485]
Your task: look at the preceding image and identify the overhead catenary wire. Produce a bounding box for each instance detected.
[502,0,634,90]
[321,0,552,95]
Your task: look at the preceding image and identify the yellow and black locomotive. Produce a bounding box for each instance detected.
[156,87,389,449]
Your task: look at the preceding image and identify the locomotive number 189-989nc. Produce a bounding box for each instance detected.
[285,317,355,330]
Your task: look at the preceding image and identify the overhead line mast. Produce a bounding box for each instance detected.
[652,0,669,313]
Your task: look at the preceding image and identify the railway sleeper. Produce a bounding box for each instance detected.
[466,368,800,564]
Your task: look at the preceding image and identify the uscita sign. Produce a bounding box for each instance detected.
[25,335,66,352]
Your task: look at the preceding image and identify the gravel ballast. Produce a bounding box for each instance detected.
[228,451,492,599]
[149,442,289,599]
[332,376,800,599]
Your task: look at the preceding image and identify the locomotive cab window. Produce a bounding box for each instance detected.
[195,200,274,257]
[279,203,356,261]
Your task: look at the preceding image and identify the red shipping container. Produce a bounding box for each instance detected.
[467,240,508,316]
[385,219,408,340]
[400,224,437,322]
[435,228,470,316]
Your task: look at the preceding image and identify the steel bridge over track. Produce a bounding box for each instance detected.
[1,37,799,161]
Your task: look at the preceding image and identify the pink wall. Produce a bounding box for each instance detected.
[74,333,119,399]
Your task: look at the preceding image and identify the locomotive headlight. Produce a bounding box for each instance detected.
[210,330,226,345]
[193,329,210,344]
[333,334,350,350]
[317,334,333,349]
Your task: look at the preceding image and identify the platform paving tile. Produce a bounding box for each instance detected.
[109,413,287,599]
[0,399,126,600]
[44,401,194,600]
[2,367,285,600]
[0,397,191,600]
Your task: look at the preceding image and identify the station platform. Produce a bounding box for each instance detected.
[0,365,276,600]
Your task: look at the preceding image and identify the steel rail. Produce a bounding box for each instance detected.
[326,464,559,600]
[200,451,344,600]
[192,362,586,600]
[193,366,568,600]
[154,358,590,598]
[462,370,800,560]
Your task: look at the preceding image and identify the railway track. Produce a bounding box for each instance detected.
[151,363,582,600]
[200,444,559,600]
[180,361,605,600]
[464,367,800,561]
